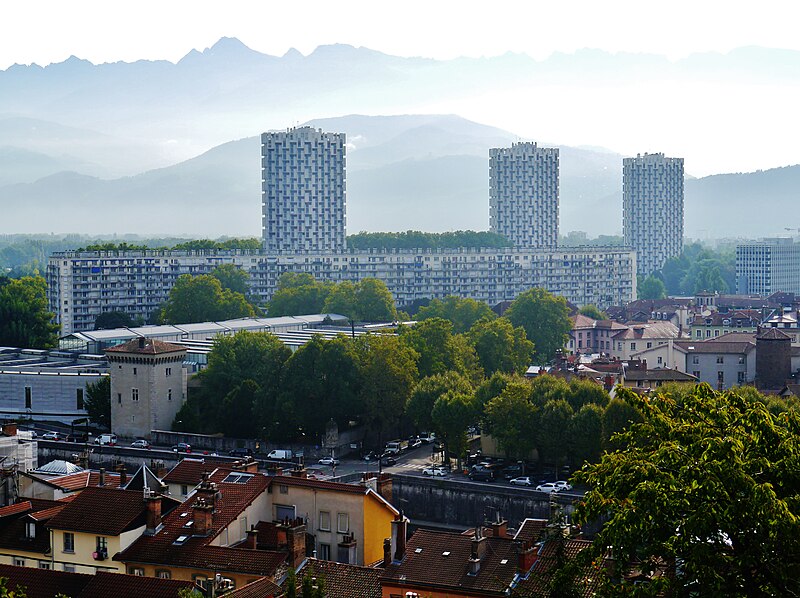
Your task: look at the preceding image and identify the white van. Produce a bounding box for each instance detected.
[267,449,293,460]
[94,434,117,446]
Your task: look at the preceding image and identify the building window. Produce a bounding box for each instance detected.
[692,356,699,364]
[156,570,171,579]
[168,389,172,401]
[275,505,296,521]
[738,356,745,364]
[133,367,137,375]
[738,372,746,383]
[13,559,24,568]
[39,561,51,570]
[693,371,700,378]
[96,536,108,553]
[319,543,331,560]
[130,567,145,576]
[695,330,701,338]
[181,484,188,497]
[718,371,724,384]
[716,356,724,364]
[132,388,139,402]
[63,532,75,553]
[24,387,32,410]
[166,367,172,377]
[319,511,331,531]
[63,564,75,573]
[337,513,349,533]
[76,388,84,410]
[25,522,35,539]
[647,342,652,349]
[657,356,663,365]
[117,393,122,404]
[279,485,288,494]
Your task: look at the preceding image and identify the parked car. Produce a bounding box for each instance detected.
[509,476,533,487]
[469,466,495,482]
[407,436,423,449]
[554,480,573,492]
[502,463,525,479]
[229,447,252,457]
[318,457,340,466]
[380,455,397,466]
[130,439,150,449]
[422,466,447,477]
[172,442,192,453]
[536,482,560,493]
[94,434,117,446]
[42,432,61,441]
[419,433,436,444]
[362,451,378,461]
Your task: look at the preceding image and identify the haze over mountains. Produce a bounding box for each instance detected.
[1,38,798,239]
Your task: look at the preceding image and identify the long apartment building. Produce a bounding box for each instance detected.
[736,237,800,295]
[47,246,636,334]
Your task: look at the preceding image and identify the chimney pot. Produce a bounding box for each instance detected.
[145,494,161,535]
[382,538,391,568]
[98,468,106,487]
[390,517,407,563]
[138,337,146,349]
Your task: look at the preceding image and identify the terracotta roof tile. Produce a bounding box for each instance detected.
[514,518,548,544]
[229,576,283,598]
[0,563,90,598]
[48,470,123,492]
[380,529,518,596]
[0,499,63,555]
[46,487,164,536]
[513,539,600,597]
[296,559,382,598]
[0,501,33,518]
[28,504,68,522]
[269,475,366,495]
[105,338,186,355]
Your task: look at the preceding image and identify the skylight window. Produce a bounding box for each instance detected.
[414,548,423,553]
[173,535,189,546]
[222,473,254,484]
[442,551,450,556]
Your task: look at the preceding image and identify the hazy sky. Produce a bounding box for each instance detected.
[2,1,800,177]
[2,0,799,67]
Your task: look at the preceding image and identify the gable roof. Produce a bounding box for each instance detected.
[47,470,123,492]
[676,340,755,354]
[0,498,65,555]
[296,558,382,598]
[46,487,173,536]
[380,529,518,596]
[513,539,599,597]
[757,327,792,340]
[514,518,548,544]
[124,464,166,493]
[613,321,680,341]
[162,457,228,486]
[105,338,186,355]
[624,369,698,382]
[229,576,283,598]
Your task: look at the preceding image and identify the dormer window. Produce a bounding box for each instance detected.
[25,522,35,539]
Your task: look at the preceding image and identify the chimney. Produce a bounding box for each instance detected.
[234,458,258,473]
[2,423,17,437]
[289,468,308,479]
[138,336,146,349]
[195,473,218,508]
[98,468,106,487]
[491,519,508,538]
[468,533,487,575]
[245,526,258,550]
[285,518,307,568]
[382,538,391,568]
[145,492,162,535]
[390,516,407,563]
[192,497,214,536]
[267,465,284,477]
[117,464,127,487]
[517,540,539,574]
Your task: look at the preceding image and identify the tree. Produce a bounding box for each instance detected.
[573,384,800,596]
[567,378,609,412]
[0,276,59,348]
[94,311,136,330]
[467,317,533,376]
[505,288,571,364]
[84,376,111,429]
[354,278,397,322]
[416,296,496,333]
[408,372,473,432]
[322,281,357,319]
[578,304,607,320]
[601,397,642,449]
[637,275,666,300]
[431,390,477,467]
[400,318,481,381]
[484,381,538,461]
[268,273,331,316]
[538,399,573,466]
[568,403,603,466]
[161,274,255,324]
[354,335,418,445]
[211,263,250,296]
[0,578,27,598]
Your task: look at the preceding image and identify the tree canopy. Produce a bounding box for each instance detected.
[415,296,496,333]
[161,274,255,324]
[574,384,800,596]
[84,376,111,429]
[637,274,667,300]
[94,311,137,330]
[0,276,59,348]
[504,288,571,364]
[346,230,510,250]
[467,317,533,376]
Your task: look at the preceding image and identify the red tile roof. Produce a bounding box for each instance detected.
[0,499,64,555]
[0,501,33,518]
[48,470,123,492]
[296,558,382,598]
[513,538,600,597]
[105,338,186,355]
[380,529,519,596]
[514,518,548,544]
[162,458,227,485]
[46,487,165,536]
[229,576,283,598]
[28,503,68,522]
[0,564,195,598]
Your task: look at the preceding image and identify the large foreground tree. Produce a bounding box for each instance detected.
[573,384,800,597]
[0,276,59,348]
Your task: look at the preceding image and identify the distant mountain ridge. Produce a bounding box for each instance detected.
[0,38,798,238]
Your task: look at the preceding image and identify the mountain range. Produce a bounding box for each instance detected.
[1,38,798,239]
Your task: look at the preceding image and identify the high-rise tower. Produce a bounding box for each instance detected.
[623,153,684,276]
[489,142,559,249]
[261,127,346,253]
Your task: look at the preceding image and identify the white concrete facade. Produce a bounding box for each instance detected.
[489,142,559,249]
[623,153,684,276]
[736,238,800,295]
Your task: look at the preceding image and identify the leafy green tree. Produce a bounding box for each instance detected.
[529,374,571,408]
[484,381,538,461]
[84,376,111,429]
[578,304,607,320]
[322,281,358,319]
[161,274,254,324]
[601,396,643,450]
[400,318,481,381]
[467,317,533,376]
[278,336,362,438]
[285,569,297,598]
[211,263,250,296]
[0,577,27,597]
[567,378,610,412]
[432,390,477,467]
[268,273,331,316]
[221,379,260,438]
[574,384,800,596]
[637,274,666,300]
[568,403,603,466]
[354,335,418,445]
[94,310,136,330]
[346,230,510,250]
[0,276,59,348]
[538,399,573,466]
[354,278,397,322]
[416,296,496,333]
[474,371,514,415]
[408,372,473,432]
[505,288,572,363]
